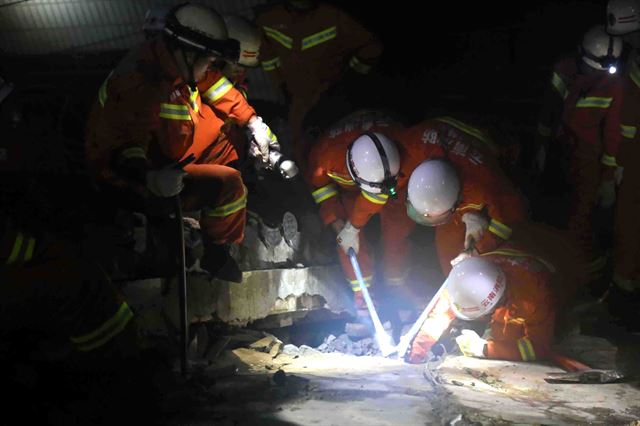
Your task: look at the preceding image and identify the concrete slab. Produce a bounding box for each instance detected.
[435,355,640,424]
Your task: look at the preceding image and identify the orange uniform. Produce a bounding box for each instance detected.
[0,219,136,355]
[537,56,623,265]
[396,117,528,275]
[613,57,640,283]
[306,113,412,290]
[409,245,561,363]
[86,38,256,244]
[256,1,382,169]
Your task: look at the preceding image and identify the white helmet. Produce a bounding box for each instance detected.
[406,159,460,226]
[223,15,261,67]
[142,5,170,36]
[163,3,239,62]
[346,132,400,195]
[581,25,623,73]
[446,256,506,321]
[607,0,640,35]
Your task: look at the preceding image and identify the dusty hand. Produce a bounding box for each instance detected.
[146,165,187,198]
[461,212,489,249]
[455,329,487,357]
[247,115,278,162]
[336,221,360,254]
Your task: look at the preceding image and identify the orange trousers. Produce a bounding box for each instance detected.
[182,163,246,245]
[567,141,603,261]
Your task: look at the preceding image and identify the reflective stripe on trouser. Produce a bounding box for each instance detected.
[4,232,36,265]
[181,164,246,245]
[70,302,134,352]
[0,255,134,354]
[614,141,640,280]
[567,143,602,261]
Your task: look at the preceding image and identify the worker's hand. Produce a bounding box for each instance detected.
[336,221,360,254]
[330,219,345,235]
[534,144,546,176]
[461,212,489,249]
[597,179,616,209]
[615,166,624,186]
[146,165,187,198]
[450,248,478,267]
[455,329,487,358]
[247,115,278,163]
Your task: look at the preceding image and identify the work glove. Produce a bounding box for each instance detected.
[597,179,616,209]
[450,248,479,267]
[534,144,546,176]
[615,167,624,186]
[461,212,489,250]
[455,329,487,358]
[247,115,278,163]
[146,165,187,198]
[336,221,360,254]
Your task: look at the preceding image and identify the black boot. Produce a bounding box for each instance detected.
[201,244,243,283]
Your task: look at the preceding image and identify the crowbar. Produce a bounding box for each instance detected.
[347,248,395,356]
[544,352,624,384]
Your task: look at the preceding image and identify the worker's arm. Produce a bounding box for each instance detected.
[407,292,456,363]
[307,143,346,226]
[197,70,257,125]
[337,7,383,75]
[348,191,388,228]
[459,171,527,254]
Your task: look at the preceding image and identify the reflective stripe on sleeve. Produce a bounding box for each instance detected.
[487,218,512,240]
[601,153,618,167]
[517,337,536,361]
[312,184,339,204]
[159,103,191,121]
[263,26,293,49]
[261,57,281,71]
[120,146,147,161]
[327,172,356,186]
[361,190,389,205]
[621,124,637,139]
[435,116,497,152]
[575,96,612,108]
[203,77,233,104]
[631,60,640,89]
[301,26,337,50]
[551,72,568,99]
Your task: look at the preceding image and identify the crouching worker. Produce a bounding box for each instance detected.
[407,236,584,363]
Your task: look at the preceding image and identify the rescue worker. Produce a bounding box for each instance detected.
[407,225,586,363]
[534,25,624,282]
[604,0,640,327]
[306,111,414,320]
[255,0,383,171]
[402,117,528,276]
[86,3,280,282]
[0,215,147,422]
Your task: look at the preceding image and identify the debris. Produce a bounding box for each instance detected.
[269,341,283,358]
[273,369,287,386]
[451,380,464,386]
[249,334,282,353]
[299,345,320,356]
[449,414,463,425]
[463,368,505,389]
[282,344,300,357]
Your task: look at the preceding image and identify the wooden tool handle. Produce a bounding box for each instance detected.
[549,352,591,372]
